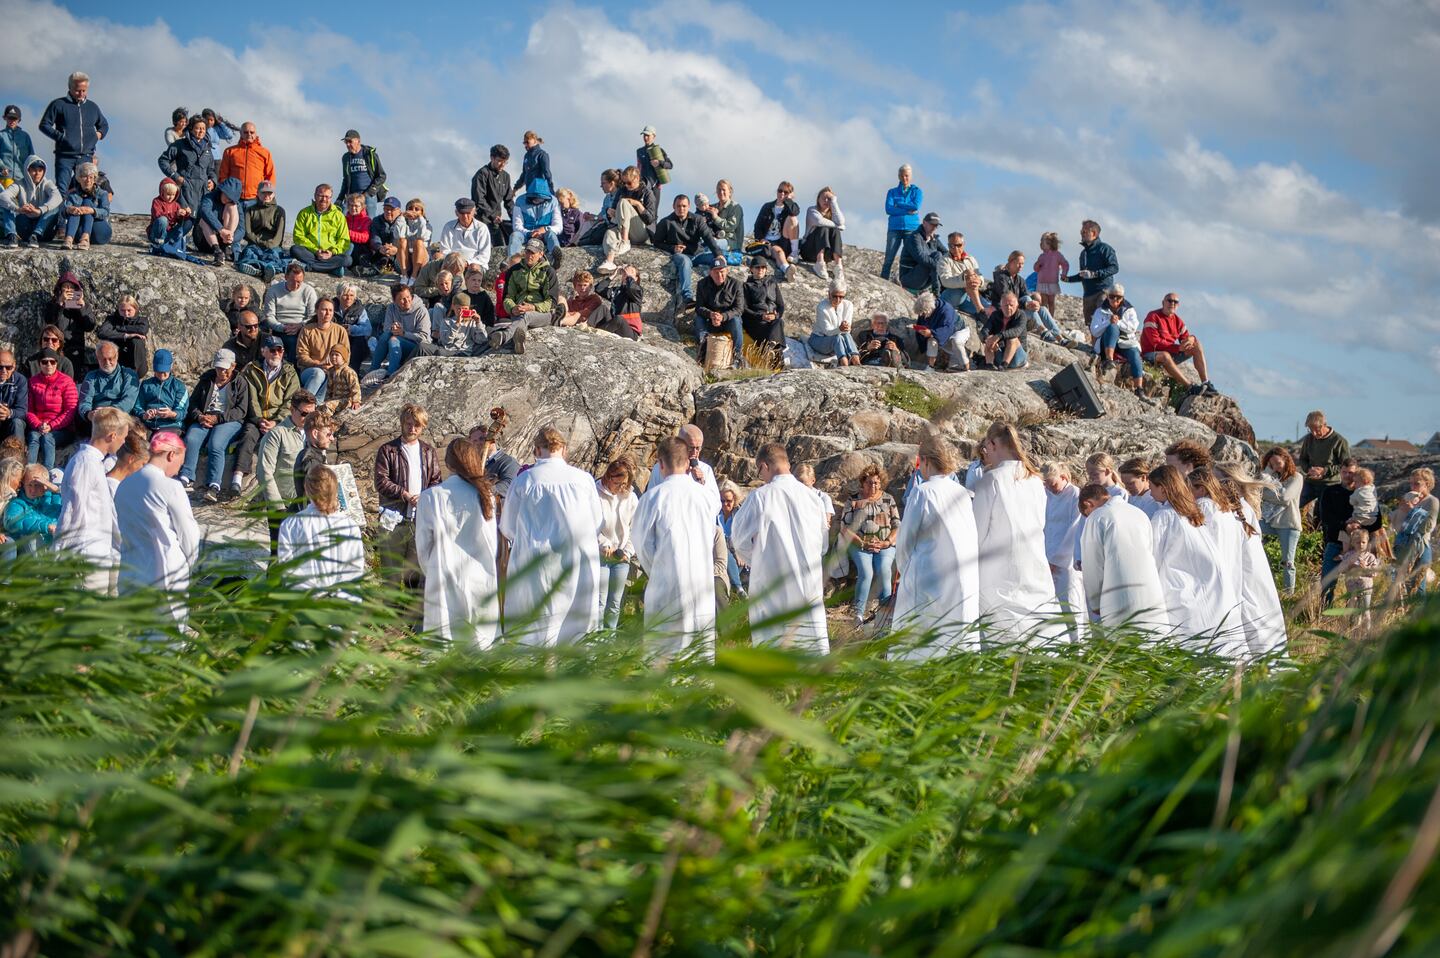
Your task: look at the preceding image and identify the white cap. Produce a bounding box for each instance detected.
[213,348,236,369]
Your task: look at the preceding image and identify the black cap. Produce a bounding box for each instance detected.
[455,197,476,211]
[342,129,361,141]
[2,105,19,120]
[261,335,285,351]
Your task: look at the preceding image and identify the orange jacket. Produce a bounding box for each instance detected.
[218,138,276,201]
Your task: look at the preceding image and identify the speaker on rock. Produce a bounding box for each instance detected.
[1050,362,1106,419]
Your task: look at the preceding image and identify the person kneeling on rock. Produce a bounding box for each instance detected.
[492,238,558,355]
[909,291,969,372]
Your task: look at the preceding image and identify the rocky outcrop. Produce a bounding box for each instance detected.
[335,326,702,504]
[1178,392,1258,447]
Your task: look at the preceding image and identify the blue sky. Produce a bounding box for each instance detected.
[9,0,1439,444]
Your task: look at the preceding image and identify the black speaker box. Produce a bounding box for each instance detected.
[1050,361,1106,419]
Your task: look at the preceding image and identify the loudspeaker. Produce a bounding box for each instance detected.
[1050,361,1106,419]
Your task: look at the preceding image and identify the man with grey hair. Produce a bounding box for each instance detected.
[39,71,108,192]
[76,341,140,433]
[648,423,721,516]
[881,163,922,281]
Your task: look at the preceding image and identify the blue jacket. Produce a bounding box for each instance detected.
[64,182,110,221]
[158,134,217,214]
[77,365,140,421]
[513,191,558,234]
[134,375,189,430]
[884,183,922,232]
[199,176,244,234]
[515,144,552,194]
[1072,239,1118,296]
[898,229,945,293]
[917,298,959,344]
[0,371,27,420]
[0,126,35,180]
[39,95,108,158]
[4,490,61,543]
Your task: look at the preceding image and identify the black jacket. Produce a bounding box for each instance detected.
[652,212,725,259]
[0,371,28,421]
[988,266,1028,307]
[185,368,250,427]
[741,275,784,323]
[752,199,799,244]
[696,275,742,325]
[291,444,338,509]
[339,145,387,199]
[470,164,512,225]
[597,274,644,316]
[613,183,658,227]
[223,334,262,371]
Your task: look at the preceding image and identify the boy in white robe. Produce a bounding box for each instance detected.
[114,431,201,625]
[57,406,130,593]
[1077,484,1168,634]
[632,436,718,661]
[729,442,829,653]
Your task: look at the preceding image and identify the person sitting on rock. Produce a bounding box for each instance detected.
[26,327,73,379]
[331,283,372,371]
[395,198,433,284]
[558,270,616,333]
[471,144,512,248]
[263,262,319,357]
[692,192,726,253]
[0,349,28,443]
[800,186,845,281]
[5,463,62,548]
[810,280,859,367]
[133,349,188,433]
[420,292,490,357]
[1089,284,1146,396]
[342,192,378,276]
[507,180,561,259]
[988,251,1028,307]
[0,104,35,188]
[596,165,657,274]
[224,284,254,331]
[493,238,559,354]
[414,252,469,305]
[60,161,110,250]
[1020,291,1065,344]
[741,257,787,368]
[367,196,405,277]
[146,177,193,258]
[595,265,644,341]
[320,347,361,414]
[712,179,745,255]
[24,350,76,468]
[555,187,584,247]
[195,176,244,266]
[938,232,981,309]
[576,168,621,247]
[296,299,349,402]
[45,271,97,377]
[96,294,150,377]
[857,313,906,368]
[458,263,498,326]
[236,180,288,281]
[368,284,432,380]
[290,183,352,276]
[237,337,300,503]
[255,390,316,551]
[224,310,263,370]
[981,291,1029,369]
[157,115,216,240]
[653,193,726,313]
[910,290,969,372]
[437,197,492,265]
[694,259,743,366]
[898,212,946,295]
[77,341,140,434]
[752,181,800,280]
[176,348,248,493]
[1,155,63,248]
[1141,291,1215,396]
[291,409,338,504]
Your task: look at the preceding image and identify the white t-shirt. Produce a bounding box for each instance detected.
[402,441,422,501]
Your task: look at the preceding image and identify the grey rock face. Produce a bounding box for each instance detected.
[1178,392,1258,448]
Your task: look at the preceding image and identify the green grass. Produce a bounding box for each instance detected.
[884,379,944,419]
[3,549,1440,956]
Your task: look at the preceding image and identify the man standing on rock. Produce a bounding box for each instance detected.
[339,129,386,219]
[1296,410,1351,512]
[39,72,107,192]
[729,442,830,654]
[1063,219,1119,324]
[218,122,275,210]
[471,145,512,248]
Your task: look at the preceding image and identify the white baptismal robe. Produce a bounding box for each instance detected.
[972,460,1066,645]
[1150,503,1243,655]
[1235,500,1288,659]
[57,442,119,567]
[500,455,604,647]
[1079,496,1168,632]
[114,464,200,618]
[278,504,366,598]
[415,475,500,647]
[648,459,721,517]
[632,472,718,659]
[1043,484,1087,631]
[730,473,829,653]
[892,475,980,657]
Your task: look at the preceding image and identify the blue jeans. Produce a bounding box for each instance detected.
[370,330,420,376]
[507,227,560,258]
[54,154,90,196]
[726,548,743,594]
[27,427,71,468]
[996,341,1029,368]
[181,419,244,488]
[148,215,188,248]
[670,252,700,304]
[236,243,289,272]
[601,559,629,629]
[693,313,743,354]
[5,415,23,442]
[881,228,911,279]
[1,206,61,242]
[1261,523,1300,593]
[849,544,896,612]
[1097,326,1143,379]
[289,245,352,275]
[693,239,727,270]
[64,213,110,244]
[1028,306,1062,340]
[1321,540,1344,606]
[299,366,328,402]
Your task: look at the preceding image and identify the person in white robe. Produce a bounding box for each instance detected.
[56,406,129,593]
[631,436,718,661]
[971,422,1066,646]
[1119,458,1162,518]
[1147,465,1242,656]
[278,463,366,599]
[1041,462,1087,638]
[1214,464,1288,659]
[499,427,604,647]
[415,439,501,648]
[1077,484,1168,634]
[114,432,201,625]
[892,437,980,658]
[1187,469,1253,658]
[729,442,829,653]
[647,424,721,516]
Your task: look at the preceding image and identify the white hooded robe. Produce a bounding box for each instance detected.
[1235,500,1288,658]
[1079,496,1169,633]
[114,464,200,623]
[1044,483,1087,637]
[892,475,980,657]
[500,455,604,647]
[1150,503,1243,655]
[972,460,1066,646]
[632,472,718,659]
[415,475,500,648]
[56,442,119,590]
[729,472,829,653]
[278,504,366,598]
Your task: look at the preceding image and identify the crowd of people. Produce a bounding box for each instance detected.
[2,72,1433,654]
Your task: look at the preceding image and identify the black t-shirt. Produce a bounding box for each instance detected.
[1317,483,1353,544]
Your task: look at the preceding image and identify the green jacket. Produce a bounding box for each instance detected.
[502,260,559,315]
[291,204,350,255]
[243,361,299,425]
[244,201,287,249]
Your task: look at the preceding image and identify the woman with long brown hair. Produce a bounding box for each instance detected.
[1259,446,1302,593]
[1216,462,1288,658]
[1147,464,1238,652]
[970,422,1065,644]
[415,438,500,648]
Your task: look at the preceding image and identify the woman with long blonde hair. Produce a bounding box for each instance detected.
[1215,462,1288,658]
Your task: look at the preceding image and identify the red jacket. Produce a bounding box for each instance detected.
[151,178,183,224]
[1141,309,1190,354]
[346,211,371,246]
[218,139,276,201]
[26,370,78,430]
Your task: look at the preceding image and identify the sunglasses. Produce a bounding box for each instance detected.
[42,337,60,343]
[0,364,13,370]
[39,359,57,366]
[1108,295,1124,300]
[1164,298,1179,305]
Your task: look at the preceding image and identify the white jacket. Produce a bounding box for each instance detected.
[813,298,855,337]
[1090,304,1141,350]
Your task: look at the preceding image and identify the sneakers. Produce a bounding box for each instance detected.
[511,323,527,354]
[488,329,505,352]
[202,485,221,504]
[26,234,40,248]
[236,263,260,277]
[180,476,194,492]
[1201,381,1218,396]
[596,261,617,273]
[679,299,696,316]
[76,235,90,250]
[1187,382,1205,397]
[334,267,346,278]
[260,265,276,283]
[361,368,389,388]
[3,234,16,248]
[811,260,829,280]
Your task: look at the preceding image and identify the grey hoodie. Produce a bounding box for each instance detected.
[0,155,62,214]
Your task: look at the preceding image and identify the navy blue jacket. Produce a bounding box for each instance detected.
[39,95,108,158]
[0,370,28,421]
[198,177,245,238]
[159,135,217,214]
[898,229,946,293]
[1071,239,1118,296]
